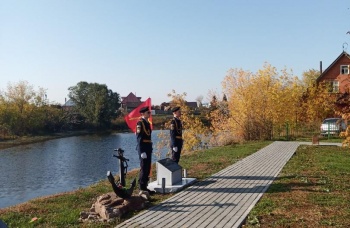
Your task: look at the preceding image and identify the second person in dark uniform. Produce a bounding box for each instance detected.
[170,106,183,163]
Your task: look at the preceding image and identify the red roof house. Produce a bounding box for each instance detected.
[316,51,350,93]
[121,92,142,112]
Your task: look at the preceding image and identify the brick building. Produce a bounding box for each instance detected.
[316,51,350,93]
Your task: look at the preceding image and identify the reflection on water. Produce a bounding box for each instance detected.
[0,131,168,208]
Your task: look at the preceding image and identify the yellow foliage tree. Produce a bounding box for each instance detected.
[334,93,350,147]
[155,90,208,159]
[212,63,304,141]
[207,90,234,145]
[299,69,337,123]
[0,81,62,136]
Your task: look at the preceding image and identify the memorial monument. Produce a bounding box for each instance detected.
[148,158,196,193]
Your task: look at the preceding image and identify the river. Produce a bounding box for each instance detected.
[0,130,167,209]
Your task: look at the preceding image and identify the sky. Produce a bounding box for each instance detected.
[1,1,350,106]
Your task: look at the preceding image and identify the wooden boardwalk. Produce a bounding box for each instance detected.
[116,141,341,228]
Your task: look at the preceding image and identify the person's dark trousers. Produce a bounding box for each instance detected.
[139,151,152,190]
[171,142,183,164]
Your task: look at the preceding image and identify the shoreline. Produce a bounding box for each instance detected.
[0,116,166,150]
[0,126,165,150]
[0,130,128,150]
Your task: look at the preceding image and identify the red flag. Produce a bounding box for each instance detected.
[124,98,153,133]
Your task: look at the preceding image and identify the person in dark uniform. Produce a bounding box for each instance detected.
[136,106,153,191]
[170,106,183,163]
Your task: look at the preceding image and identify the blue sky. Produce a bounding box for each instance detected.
[1,1,349,105]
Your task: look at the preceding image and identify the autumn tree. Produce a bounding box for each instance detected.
[155,90,208,159]
[299,69,337,123]
[2,81,43,134]
[210,63,304,142]
[207,91,231,145]
[222,94,228,102]
[333,93,350,146]
[301,69,320,89]
[5,81,38,113]
[209,95,218,111]
[0,81,64,136]
[0,100,18,137]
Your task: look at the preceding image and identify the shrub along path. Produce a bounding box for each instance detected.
[116,141,341,228]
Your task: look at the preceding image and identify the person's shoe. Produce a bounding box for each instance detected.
[139,183,147,191]
[145,188,156,195]
[139,184,156,195]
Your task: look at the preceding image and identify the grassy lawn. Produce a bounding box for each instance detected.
[0,141,270,228]
[244,144,350,227]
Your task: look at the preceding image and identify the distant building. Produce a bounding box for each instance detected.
[202,102,210,108]
[62,98,75,111]
[121,92,143,112]
[160,101,199,112]
[316,51,350,93]
[61,98,84,127]
[186,102,198,109]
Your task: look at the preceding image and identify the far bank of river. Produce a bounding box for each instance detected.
[0,130,116,150]
[0,128,161,149]
[0,114,170,150]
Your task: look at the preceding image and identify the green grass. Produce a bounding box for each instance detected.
[244,144,350,227]
[0,141,270,228]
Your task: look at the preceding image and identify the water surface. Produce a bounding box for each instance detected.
[0,131,167,208]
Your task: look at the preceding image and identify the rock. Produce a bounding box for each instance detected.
[123,195,147,211]
[90,205,95,212]
[80,211,89,219]
[88,214,98,220]
[79,192,148,223]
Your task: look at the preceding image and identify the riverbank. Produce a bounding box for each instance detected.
[0,131,102,150]
[0,141,270,227]
[0,115,169,150]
